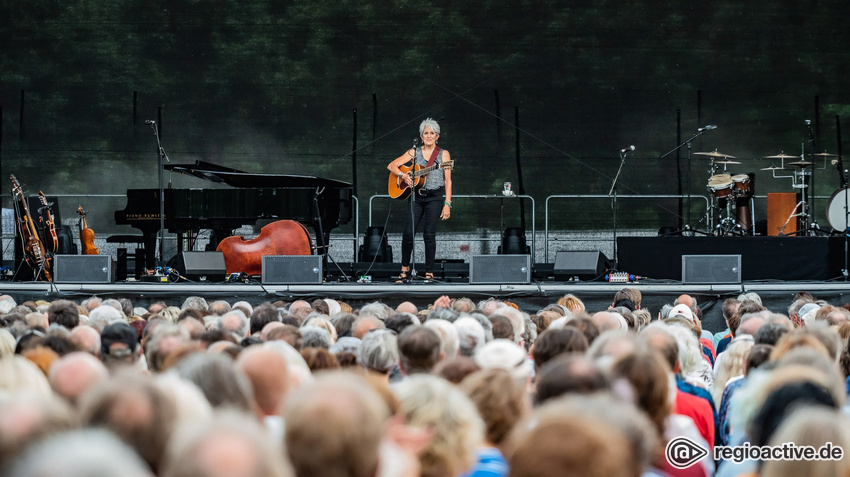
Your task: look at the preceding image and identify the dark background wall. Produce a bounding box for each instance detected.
[2,0,849,242]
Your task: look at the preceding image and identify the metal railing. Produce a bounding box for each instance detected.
[544,194,710,262]
[369,194,536,263]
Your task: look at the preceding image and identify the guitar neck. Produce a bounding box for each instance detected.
[412,163,440,178]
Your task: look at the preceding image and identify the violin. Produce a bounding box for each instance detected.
[77,206,100,255]
[10,175,52,281]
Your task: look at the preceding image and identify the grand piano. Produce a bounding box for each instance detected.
[115,161,353,270]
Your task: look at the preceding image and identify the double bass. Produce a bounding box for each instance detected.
[216,220,313,276]
[10,175,52,281]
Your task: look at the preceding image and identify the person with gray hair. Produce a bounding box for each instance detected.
[358,301,392,321]
[388,117,454,282]
[428,306,459,323]
[217,310,249,339]
[69,325,100,356]
[87,305,124,331]
[100,299,126,316]
[454,317,486,357]
[161,409,292,477]
[173,353,255,412]
[359,329,399,377]
[181,296,209,311]
[299,325,333,349]
[9,428,151,477]
[424,319,460,360]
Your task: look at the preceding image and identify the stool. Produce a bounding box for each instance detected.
[106,235,146,279]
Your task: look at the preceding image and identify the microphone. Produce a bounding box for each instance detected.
[697,125,717,132]
[620,145,635,153]
[145,120,156,125]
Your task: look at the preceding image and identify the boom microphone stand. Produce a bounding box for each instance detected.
[660,125,717,234]
[146,120,169,269]
[609,145,633,270]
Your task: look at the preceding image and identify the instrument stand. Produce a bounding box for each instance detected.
[608,148,630,270]
[147,121,169,269]
[660,127,714,234]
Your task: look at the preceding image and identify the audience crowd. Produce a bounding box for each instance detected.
[1,289,850,476]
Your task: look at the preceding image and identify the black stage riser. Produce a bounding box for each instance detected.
[617,236,845,281]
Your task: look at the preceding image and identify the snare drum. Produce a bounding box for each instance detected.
[731,174,752,197]
[707,174,733,198]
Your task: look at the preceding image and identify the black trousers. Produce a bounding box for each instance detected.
[401,188,444,273]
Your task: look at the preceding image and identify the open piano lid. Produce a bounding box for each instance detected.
[164,160,352,189]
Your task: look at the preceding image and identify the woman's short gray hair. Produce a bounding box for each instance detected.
[419,118,441,135]
[359,329,399,373]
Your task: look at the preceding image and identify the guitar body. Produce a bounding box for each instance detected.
[388,163,426,200]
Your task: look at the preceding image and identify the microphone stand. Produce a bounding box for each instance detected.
[406,140,418,282]
[147,121,169,269]
[660,127,714,234]
[609,148,630,270]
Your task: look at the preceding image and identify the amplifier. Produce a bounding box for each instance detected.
[54,255,113,283]
[469,255,530,284]
[262,255,323,284]
[682,254,742,284]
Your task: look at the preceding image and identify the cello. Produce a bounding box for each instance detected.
[216,220,313,276]
[10,175,52,281]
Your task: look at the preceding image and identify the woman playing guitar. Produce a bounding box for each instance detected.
[387,118,453,282]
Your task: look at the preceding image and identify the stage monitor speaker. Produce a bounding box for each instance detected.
[682,254,741,284]
[553,251,607,281]
[262,255,323,284]
[176,251,226,282]
[54,255,113,283]
[469,255,530,284]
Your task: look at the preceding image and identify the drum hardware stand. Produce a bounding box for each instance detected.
[660,126,717,234]
[609,146,633,269]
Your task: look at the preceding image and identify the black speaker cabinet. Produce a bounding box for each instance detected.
[54,255,113,283]
[176,251,226,282]
[553,251,607,281]
[469,255,530,284]
[682,254,742,284]
[262,255,323,284]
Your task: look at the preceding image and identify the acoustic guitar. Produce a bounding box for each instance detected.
[10,175,52,281]
[38,192,59,254]
[387,159,454,200]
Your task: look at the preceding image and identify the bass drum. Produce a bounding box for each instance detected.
[827,187,850,231]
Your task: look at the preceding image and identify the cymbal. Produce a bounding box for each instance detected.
[814,152,838,157]
[763,153,799,159]
[789,161,814,167]
[695,151,736,158]
[760,166,784,170]
[714,160,741,164]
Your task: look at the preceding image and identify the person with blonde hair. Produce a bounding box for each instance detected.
[760,406,850,477]
[556,293,585,313]
[395,374,484,477]
[711,337,753,408]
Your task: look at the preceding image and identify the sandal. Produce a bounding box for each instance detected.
[424,272,435,282]
[396,268,410,283]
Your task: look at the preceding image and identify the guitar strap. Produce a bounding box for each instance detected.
[424,146,442,169]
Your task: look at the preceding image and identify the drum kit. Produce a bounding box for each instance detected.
[696,148,840,236]
[697,150,754,235]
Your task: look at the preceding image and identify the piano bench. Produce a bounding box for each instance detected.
[108,236,146,280]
